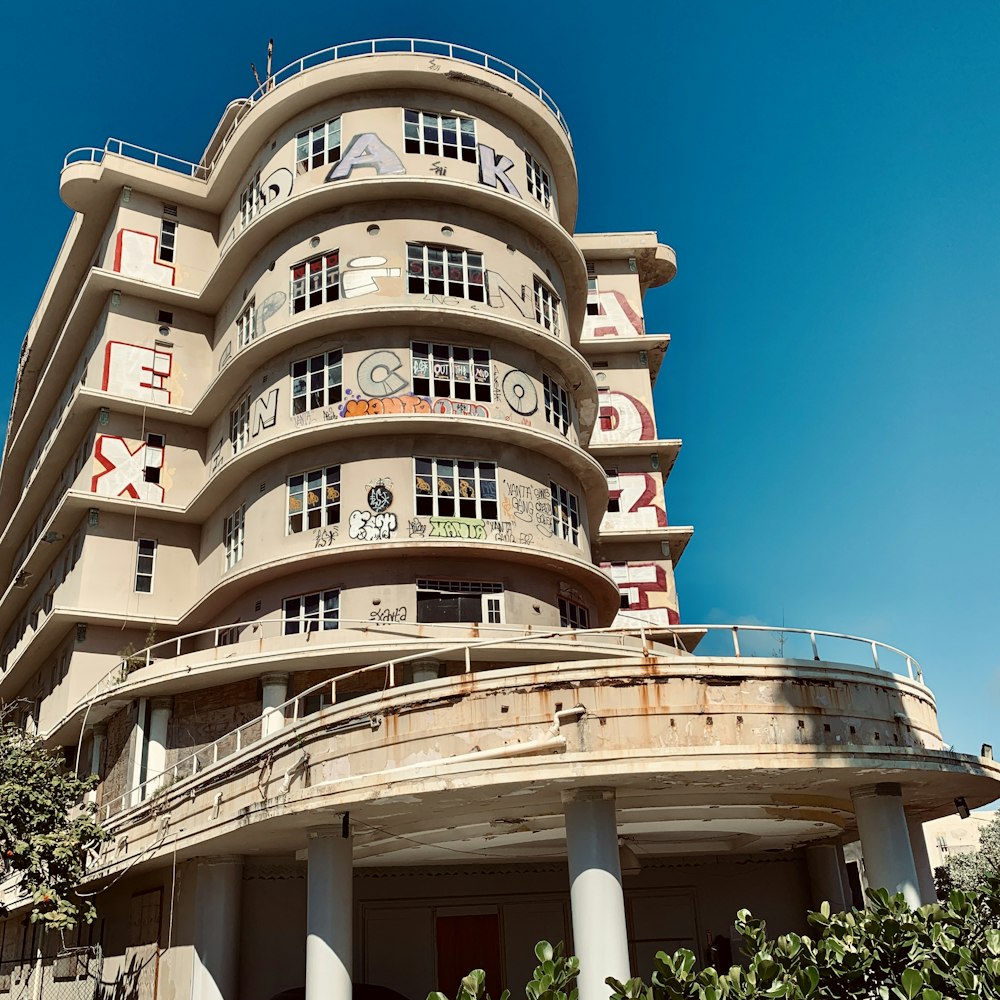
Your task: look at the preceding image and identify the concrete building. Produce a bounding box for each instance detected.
[0,37,998,1000]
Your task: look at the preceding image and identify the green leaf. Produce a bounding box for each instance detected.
[899,968,924,999]
[536,942,554,964]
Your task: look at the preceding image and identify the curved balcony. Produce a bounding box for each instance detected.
[73,621,1000,881]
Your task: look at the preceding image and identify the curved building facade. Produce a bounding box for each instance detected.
[0,39,996,1000]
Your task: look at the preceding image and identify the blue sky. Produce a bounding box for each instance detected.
[2,2,999,759]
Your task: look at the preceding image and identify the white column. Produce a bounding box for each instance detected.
[851,783,920,907]
[835,842,856,909]
[85,724,106,804]
[146,696,172,793]
[261,672,290,737]
[805,842,848,912]
[192,855,243,1000]
[907,818,937,905]
[306,822,353,1000]
[563,789,630,1000]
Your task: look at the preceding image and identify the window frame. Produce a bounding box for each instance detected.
[416,579,504,624]
[407,244,485,301]
[291,350,343,415]
[291,251,341,314]
[158,218,176,263]
[223,504,245,570]
[543,373,571,435]
[403,109,477,162]
[525,150,553,211]
[282,589,340,635]
[533,276,560,336]
[236,298,256,349]
[230,394,251,455]
[295,117,342,174]
[550,481,581,546]
[559,596,590,630]
[414,457,498,520]
[411,342,492,402]
[240,171,262,227]
[287,466,341,534]
[135,538,156,593]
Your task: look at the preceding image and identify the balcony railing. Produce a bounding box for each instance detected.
[62,38,572,181]
[83,620,925,824]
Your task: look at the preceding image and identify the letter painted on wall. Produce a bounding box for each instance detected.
[602,472,667,531]
[251,388,279,436]
[102,342,172,404]
[326,134,405,181]
[113,230,176,287]
[429,517,487,539]
[582,291,644,339]
[255,292,287,336]
[603,561,679,627]
[91,436,165,503]
[341,395,430,418]
[342,257,402,298]
[485,271,533,318]
[432,398,489,418]
[356,350,408,397]
[478,144,522,198]
[500,369,538,415]
[594,391,655,443]
[261,167,293,205]
[348,510,397,541]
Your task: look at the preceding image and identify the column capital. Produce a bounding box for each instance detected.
[851,782,903,803]
[150,695,174,713]
[196,854,244,871]
[308,820,350,840]
[92,723,108,738]
[561,787,615,805]
[261,671,291,686]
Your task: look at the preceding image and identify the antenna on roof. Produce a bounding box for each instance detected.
[251,38,275,94]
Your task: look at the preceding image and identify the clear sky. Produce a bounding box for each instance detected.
[2,2,998,759]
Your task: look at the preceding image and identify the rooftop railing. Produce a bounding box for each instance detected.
[85,620,924,824]
[62,38,572,180]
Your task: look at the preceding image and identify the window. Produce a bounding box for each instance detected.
[416,579,503,623]
[598,388,613,431]
[230,395,250,454]
[135,539,156,593]
[223,504,245,569]
[605,469,620,513]
[404,110,477,162]
[525,151,552,210]
[559,597,590,629]
[543,374,571,434]
[240,171,263,227]
[291,252,340,313]
[412,342,491,402]
[283,589,340,634]
[407,244,484,301]
[237,298,256,349]
[291,351,342,414]
[296,117,342,174]
[415,458,498,519]
[287,466,341,533]
[158,219,176,263]
[144,434,164,484]
[550,482,580,545]
[586,274,600,315]
[534,277,560,335]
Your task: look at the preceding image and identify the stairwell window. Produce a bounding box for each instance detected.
[236,299,256,349]
[543,374,571,435]
[291,351,343,414]
[404,110,477,162]
[223,504,245,570]
[407,244,485,301]
[291,252,340,313]
[412,342,491,401]
[534,277,560,336]
[240,171,263,227]
[296,117,342,174]
[158,218,176,263]
[414,458,498,519]
[230,395,251,454]
[550,482,580,545]
[559,597,590,629]
[287,466,340,534]
[134,539,156,593]
[525,151,552,211]
[283,589,340,634]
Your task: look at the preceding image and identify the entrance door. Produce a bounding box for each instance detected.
[435,913,503,999]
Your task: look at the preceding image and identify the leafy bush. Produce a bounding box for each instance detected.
[429,941,578,1000]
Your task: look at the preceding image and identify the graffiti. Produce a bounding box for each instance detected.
[486,520,516,543]
[582,291,645,339]
[502,482,553,536]
[500,369,538,415]
[356,350,408,397]
[251,388,278,436]
[322,407,338,422]
[595,391,656,443]
[430,161,447,175]
[326,133,405,181]
[519,532,534,545]
[603,561,679,627]
[342,394,430,417]
[113,230,176,287]
[429,517,486,539]
[102,343,172,404]
[370,607,407,623]
[367,481,393,513]
[348,510,397,541]
[342,256,402,298]
[432,398,489,418]
[485,271,533,318]
[313,527,339,549]
[218,342,232,372]
[255,291,287,335]
[91,436,164,503]
[478,144,522,198]
[408,518,427,537]
[603,472,667,531]
[261,166,293,206]
[293,411,313,428]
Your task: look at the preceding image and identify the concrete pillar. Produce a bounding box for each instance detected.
[146,696,173,793]
[851,783,920,907]
[85,724,106,804]
[805,842,848,912]
[563,789,630,1000]
[261,672,290,737]
[192,855,243,1000]
[907,818,937,905]
[306,822,353,1000]
[835,842,856,909]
